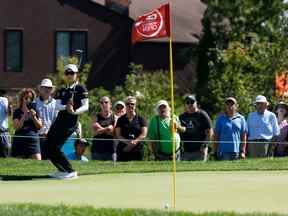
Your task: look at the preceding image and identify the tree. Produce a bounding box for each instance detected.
[197,0,288,117]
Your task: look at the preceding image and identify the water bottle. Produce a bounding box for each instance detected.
[112,153,117,166]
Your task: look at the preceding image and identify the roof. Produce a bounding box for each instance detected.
[91,0,206,43]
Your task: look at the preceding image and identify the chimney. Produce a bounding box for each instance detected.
[105,0,131,16]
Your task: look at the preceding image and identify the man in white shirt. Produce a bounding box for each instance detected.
[35,79,58,159]
[247,95,280,158]
[0,90,11,157]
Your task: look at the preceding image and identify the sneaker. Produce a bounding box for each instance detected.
[58,171,78,180]
[48,171,68,178]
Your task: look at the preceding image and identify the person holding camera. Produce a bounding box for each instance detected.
[11,88,42,160]
[46,64,89,180]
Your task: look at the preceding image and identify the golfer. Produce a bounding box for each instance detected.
[46,64,89,179]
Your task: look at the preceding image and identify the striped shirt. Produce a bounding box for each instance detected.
[35,96,58,135]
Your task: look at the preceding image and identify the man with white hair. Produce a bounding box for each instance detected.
[35,78,58,159]
[148,100,185,160]
[247,95,279,158]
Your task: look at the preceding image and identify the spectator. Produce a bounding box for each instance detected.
[35,78,58,159]
[11,88,42,160]
[0,90,12,157]
[273,102,288,157]
[213,97,247,160]
[115,96,147,161]
[247,95,279,158]
[113,100,126,123]
[179,95,213,161]
[112,100,126,161]
[67,138,89,162]
[91,96,115,160]
[148,100,185,160]
[46,64,89,179]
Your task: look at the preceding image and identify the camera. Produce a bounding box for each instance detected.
[27,102,35,110]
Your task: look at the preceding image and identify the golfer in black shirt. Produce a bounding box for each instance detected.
[47,64,89,179]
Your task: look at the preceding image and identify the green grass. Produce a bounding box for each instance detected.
[1,157,288,177]
[0,204,284,216]
[1,159,288,215]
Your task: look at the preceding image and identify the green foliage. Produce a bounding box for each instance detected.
[197,0,288,117]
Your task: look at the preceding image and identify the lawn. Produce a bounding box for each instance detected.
[1,158,288,215]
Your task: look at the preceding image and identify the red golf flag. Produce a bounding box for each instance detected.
[132,3,170,44]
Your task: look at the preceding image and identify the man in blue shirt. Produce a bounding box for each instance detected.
[247,95,279,158]
[214,97,247,160]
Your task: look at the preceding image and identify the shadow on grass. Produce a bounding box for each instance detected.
[0,175,51,181]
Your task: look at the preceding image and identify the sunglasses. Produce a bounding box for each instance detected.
[41,86,53,90]
[100,101,109,104]
[126,102,135,106]
[65,70,76,76]
[116,105,124,110]
[186,100,195,105]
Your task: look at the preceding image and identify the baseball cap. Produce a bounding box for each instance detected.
[125,96,137,104]
[254,95,268,104]
[275,101,288,111]
[114,100,125,108]
[184,95,196,102]
[64,64,79,73]
[40,78,54,88]
[155,100,170,113]
[225,97,237,104]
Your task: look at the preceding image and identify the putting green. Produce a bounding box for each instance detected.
[1,171,288,214]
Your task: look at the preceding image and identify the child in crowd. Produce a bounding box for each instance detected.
[67,138,89,162]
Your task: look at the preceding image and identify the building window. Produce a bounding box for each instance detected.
[4,30,23,72]
[55,31,87,67]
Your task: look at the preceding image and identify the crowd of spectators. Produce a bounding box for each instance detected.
[0,65,287,170]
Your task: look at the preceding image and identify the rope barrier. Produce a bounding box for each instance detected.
[3,134,288,145]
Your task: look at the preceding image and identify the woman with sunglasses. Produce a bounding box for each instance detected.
[91,96,115,160]
[11,88,42,160]
[46,64,88,179]
[115,96,147,161]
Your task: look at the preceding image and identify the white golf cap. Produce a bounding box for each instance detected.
[114,100,125,108]
[155,100,170,113]
[64,64,78,73]
[254,95,269,104]
[40,78,54,88]
[225,97,237,104]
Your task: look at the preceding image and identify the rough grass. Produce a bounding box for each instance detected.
[0,204,284,216]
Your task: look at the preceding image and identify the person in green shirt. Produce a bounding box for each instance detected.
[148,100,185,160]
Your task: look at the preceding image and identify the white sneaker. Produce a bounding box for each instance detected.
[58,171,78,180]
[48,171,68,178]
